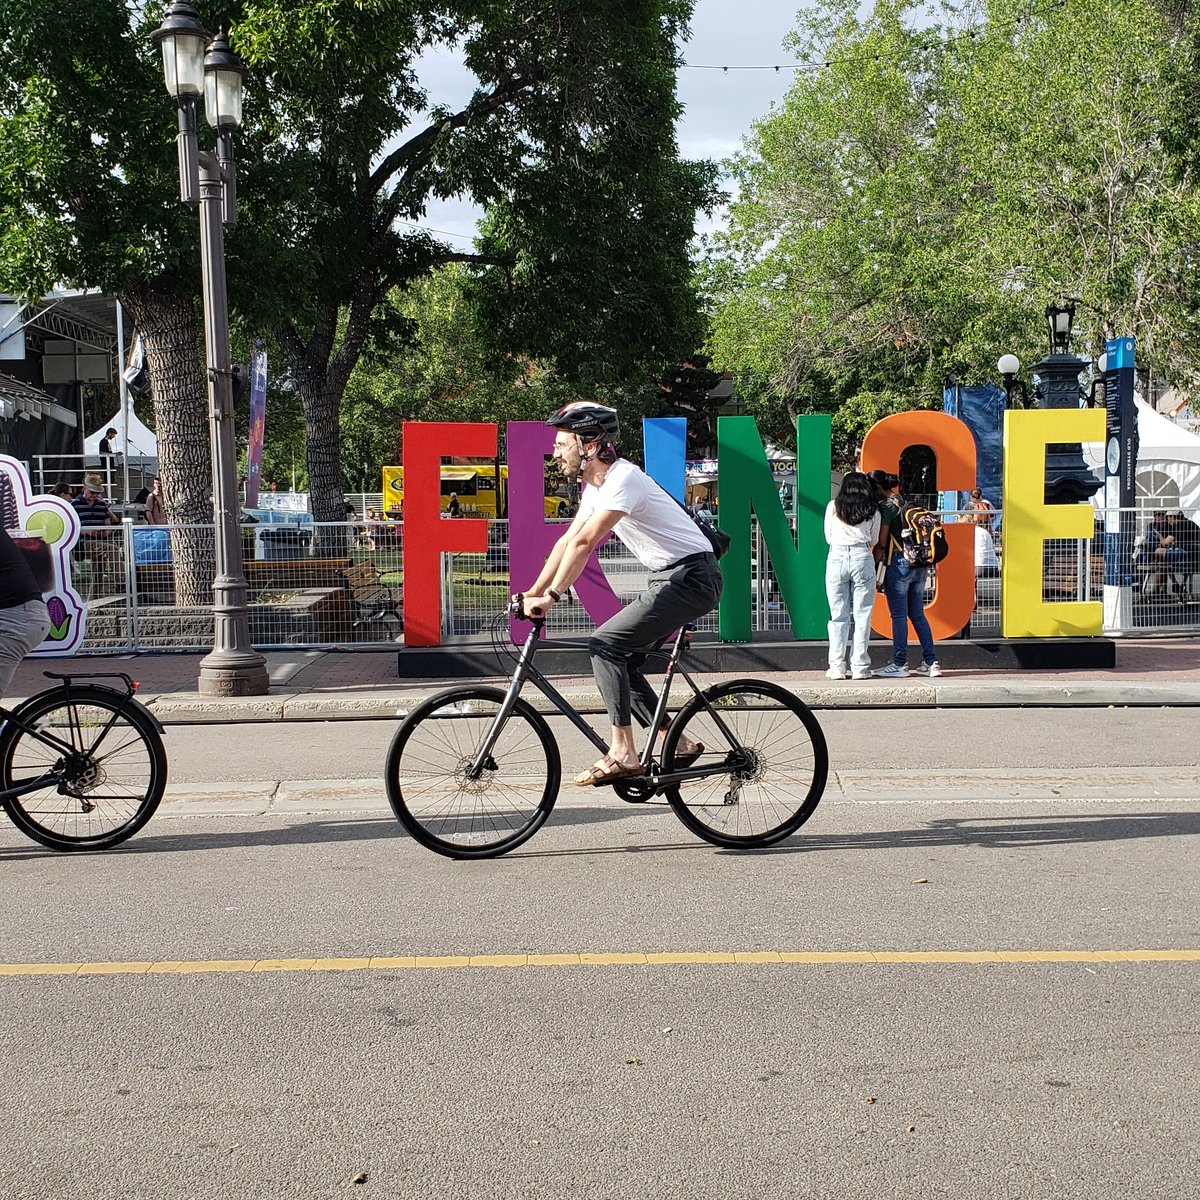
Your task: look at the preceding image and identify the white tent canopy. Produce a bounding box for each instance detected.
[84,405,157,460]
[1083,394,1200,513]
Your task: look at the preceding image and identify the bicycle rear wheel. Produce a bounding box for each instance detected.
[0,685,167,851]
[662,678,827,848]
[386,686,560,859]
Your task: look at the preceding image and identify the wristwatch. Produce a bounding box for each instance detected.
[546,587,562,602]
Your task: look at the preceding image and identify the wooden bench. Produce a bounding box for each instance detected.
[340,560,403,634]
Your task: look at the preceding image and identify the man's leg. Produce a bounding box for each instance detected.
[0,600,51,698]
[623,651,661,729]
[584,563,720,777]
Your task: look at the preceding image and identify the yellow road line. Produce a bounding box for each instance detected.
[0,949,1197,978]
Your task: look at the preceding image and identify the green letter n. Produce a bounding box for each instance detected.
[716,414,831,642]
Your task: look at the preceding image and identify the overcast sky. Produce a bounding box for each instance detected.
[409,1,802,247]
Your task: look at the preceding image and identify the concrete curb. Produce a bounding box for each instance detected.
[141,678,1200,724]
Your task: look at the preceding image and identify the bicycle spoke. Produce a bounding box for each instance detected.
[386,688,558,858]
[664,681,828,848]
[2,688,166,850]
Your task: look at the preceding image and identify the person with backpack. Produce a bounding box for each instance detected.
[823,471,880,679]
[867,470,942,679]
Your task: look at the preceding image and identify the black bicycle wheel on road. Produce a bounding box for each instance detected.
[0,686,167,851]
[662,678,827,848]
[386,686,560,859]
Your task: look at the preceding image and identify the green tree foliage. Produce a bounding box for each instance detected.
[338,264,569,492]
[656,353,723,457]
[706,0,1200,465]
[232,0,717,520]
[0,0,223,601]
[0,1,715,534]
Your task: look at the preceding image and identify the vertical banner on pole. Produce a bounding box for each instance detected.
[1102,337,1137,632]
[244,343,268,509]
[642,417,687,500]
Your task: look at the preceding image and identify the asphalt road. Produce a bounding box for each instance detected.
[158,707,1200,783]
[1,707,1196,1198]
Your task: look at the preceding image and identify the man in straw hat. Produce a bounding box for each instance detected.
[72,474,117,529]
[71,473,119,596]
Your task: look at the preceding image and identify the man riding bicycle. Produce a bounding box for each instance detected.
[516,402,723,785]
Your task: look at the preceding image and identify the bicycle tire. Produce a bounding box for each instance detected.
[386,686,560,859]
[662,678,827,849]
[0,685,167,852]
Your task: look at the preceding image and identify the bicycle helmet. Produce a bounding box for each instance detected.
[545,402,620,442]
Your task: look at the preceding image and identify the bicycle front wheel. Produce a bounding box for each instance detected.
[662,679,827,849]
[0,685,167,851]
[386,686,560,859]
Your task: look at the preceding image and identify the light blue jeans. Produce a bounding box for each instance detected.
[825,545,876,673]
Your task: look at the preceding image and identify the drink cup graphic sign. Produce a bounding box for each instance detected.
[0,457,86,653]
[12,528,55,593]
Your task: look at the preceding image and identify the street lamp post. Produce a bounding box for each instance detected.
[996,353,1029,408]
[998,301,1102,505]
[153,1,268,696]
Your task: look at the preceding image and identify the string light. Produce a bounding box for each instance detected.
[678,0,1065,76]
[394,219,476,243]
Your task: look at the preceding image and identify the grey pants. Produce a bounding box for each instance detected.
[0,599,51,698]
[588,555,723,727]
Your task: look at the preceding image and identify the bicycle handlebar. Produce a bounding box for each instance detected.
[509,593,545,622]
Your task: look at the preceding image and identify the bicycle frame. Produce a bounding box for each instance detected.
[0,672,146,802]
[467,616,748,789]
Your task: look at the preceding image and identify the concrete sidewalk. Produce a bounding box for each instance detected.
[9,635,1200,722]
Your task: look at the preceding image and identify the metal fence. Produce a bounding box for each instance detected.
[61,507,1200,654]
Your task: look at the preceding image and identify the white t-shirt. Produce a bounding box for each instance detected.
[577,459,712,571]
[824,501,880,549]
[975,522,1000,569]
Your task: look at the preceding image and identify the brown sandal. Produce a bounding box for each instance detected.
[574,756,646,787]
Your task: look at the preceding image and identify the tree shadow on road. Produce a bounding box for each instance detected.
[1,806,1196,862]
[513,807,1200,859]
[0,800,670,860]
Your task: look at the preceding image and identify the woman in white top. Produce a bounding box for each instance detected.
[824,471,882,679]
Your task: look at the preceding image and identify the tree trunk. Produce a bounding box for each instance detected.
[291,375,348,556]
[276,305,364,557]
[120,283,216,607]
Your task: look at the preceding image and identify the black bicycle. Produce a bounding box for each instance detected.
[385,601,828,859]
[0,672,167,851]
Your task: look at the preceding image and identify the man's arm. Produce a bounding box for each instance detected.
[523,511,588,596]
[521,508,624,612]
